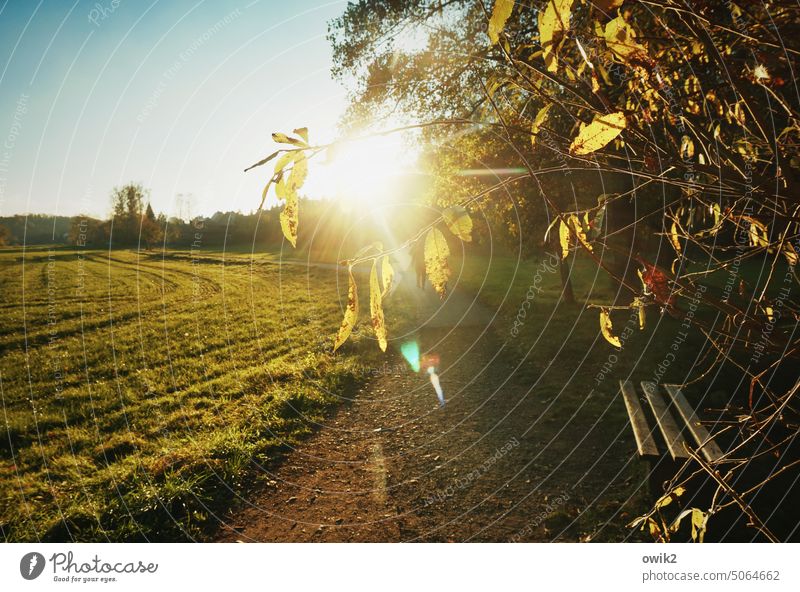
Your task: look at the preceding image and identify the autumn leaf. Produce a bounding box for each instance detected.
[632,297,646,330]
[487,0,514,45]
[691,508,708,543]
[655,485,686,510]
[539,0,574,73]
[333,268,359,352]
[569,111,626,155]
[274,151,298,175]
[443,205,473,242]
[743,216,769,248]
[680,135,695,160]
[424,228,451,298]
[669,222,682,253]
[272,152,308,247]
[638,259,676,309]
[285,153,308,193]
[381,255,394,297]
[279,184,298,248]
[531,103,552,146]
[569,214,591,252]
[712,203,721,228]
[272,131,307,147]
[370,260,388,352]
[604,15,647,62]
[599,308,622,347]
[559,218,570,259]
[292,127,309,143]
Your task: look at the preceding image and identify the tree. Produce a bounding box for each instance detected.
[140,202,163,250]
[68,216,107,247]
[109,183,149,246]
[0,224,11,246]
[250,0,800,540]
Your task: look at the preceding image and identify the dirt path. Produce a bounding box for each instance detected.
[215,271,644,542]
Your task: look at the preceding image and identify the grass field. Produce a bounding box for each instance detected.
[1,243,776,542]
[0,247,394,541]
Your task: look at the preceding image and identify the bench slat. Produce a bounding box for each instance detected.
[641,381,691,460]
[663,384,723,463]
[619,380,659,457]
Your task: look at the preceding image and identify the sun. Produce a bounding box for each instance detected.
[315,132,416,209]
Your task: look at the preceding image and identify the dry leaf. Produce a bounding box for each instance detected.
[424,228,451,298]
[370,261,388,352]
[559,218,570,259]
[600,308,622,347]
[488,0,515,45]
[333,269,359,352]
[569,111,626,155]
[539,0,574,73]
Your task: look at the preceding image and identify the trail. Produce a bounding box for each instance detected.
[215,268,641,542]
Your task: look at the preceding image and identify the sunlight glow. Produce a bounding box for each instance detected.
[316,133,416,208]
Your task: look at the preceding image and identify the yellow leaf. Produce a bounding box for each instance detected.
[274,151,298,175]
[656,485,686,510]
[273,153,307,249]
[600,308,622,347]
[669,222,682,253]
[539,0,574,73]
[333,269,359,352]
[292,127,309,143]
[279,186,298,247]
[370,260,388,352]
[691,508,708,543]
[381,255,394,297]
[680,135,695,160]
[286,153,308,193]
[604,15,647,62]
[647,517,662,539]
[743,216,768,247]
[569,111,626,155]
[633,297,646,330]
[487,0,514,45]
[712,203,721,227]
[442,205,473,242]
[569,214,591,252]
[272,132,307,147]
[559,218,570,259]
[424,228,451,299]
[531,103,552,146]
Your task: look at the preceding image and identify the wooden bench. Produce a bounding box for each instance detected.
[619,380,723,493]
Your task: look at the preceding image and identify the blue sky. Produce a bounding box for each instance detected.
[0,0,350,218]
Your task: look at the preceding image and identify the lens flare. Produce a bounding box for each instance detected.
[400,341,420,372]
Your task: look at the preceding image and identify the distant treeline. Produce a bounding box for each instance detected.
[0,199,397,254]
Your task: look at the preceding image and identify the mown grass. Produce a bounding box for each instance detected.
[0,247,395,541]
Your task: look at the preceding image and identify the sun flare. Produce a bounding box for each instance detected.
[316,133,416,209]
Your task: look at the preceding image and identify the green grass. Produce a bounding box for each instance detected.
[0,247,392,541]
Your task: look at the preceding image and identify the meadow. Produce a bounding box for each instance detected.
[0,246,381,541]
[1,243,780,542]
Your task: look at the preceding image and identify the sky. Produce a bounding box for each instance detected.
[0,0,353,219]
